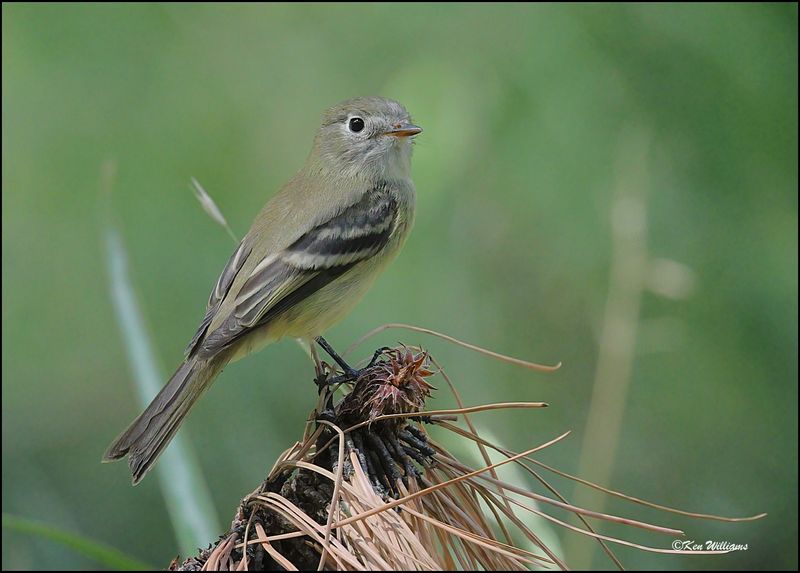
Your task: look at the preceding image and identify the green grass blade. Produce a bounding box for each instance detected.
[104,223,221,556]
[3,513,154,570]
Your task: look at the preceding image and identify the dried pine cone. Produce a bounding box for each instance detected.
[338,347,435,426]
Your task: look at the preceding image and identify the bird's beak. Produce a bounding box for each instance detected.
[384,123,423,137]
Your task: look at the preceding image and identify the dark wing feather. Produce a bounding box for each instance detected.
[185,239,252,356]
[198,186,397,355]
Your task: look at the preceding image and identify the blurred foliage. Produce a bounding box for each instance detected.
[2,513,154,570]
[104,218,220,554]
[2,3,796,570]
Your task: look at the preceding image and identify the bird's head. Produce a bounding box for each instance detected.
[311,96,422,180]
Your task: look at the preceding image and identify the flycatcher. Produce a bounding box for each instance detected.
[104,96,422,484]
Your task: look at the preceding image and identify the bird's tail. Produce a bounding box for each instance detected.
[102,355,226,484]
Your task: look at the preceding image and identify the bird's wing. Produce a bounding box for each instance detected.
[185,239,253,356]
[194,186,398,356]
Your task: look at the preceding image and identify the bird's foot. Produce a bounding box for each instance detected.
[314,337,391,386]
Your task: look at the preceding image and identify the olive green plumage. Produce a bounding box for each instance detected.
[103,97,422,484]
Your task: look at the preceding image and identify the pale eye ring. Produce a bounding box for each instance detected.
[348,117,365,133]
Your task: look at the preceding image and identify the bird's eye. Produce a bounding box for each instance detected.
[348,117,365,133]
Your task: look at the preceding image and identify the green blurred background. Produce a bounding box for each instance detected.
[2,3,797,570]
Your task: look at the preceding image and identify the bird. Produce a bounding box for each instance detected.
[103,96,422,484]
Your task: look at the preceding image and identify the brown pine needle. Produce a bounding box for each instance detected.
[438,420,764,524]
[441,454,684,536]
[253,523,298,571]
[315,420,347,571]
[345,323,562,372]
[307,433,571,531]
[175,343,763,572]
[522,458,767,523]
[431,350,625,570]
[287,458,546,567]
[312,402,553,468]
[350,401,549,428]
